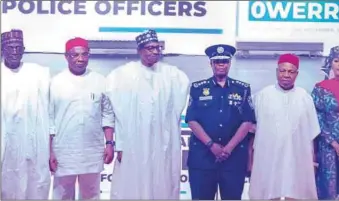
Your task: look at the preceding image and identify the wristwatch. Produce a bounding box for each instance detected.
[206,140,214,148]
[105,141,115,146]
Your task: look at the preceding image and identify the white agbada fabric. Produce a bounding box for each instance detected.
[106,61,189,199]
[249,84,320,200]
[49,69,114,177]
[1,62,51,199]
[1,106,6,162]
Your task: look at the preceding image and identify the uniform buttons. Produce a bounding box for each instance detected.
[218,138,222,141]
[219,110,222,113]
[221,96,224,99]
[219,124,223,127]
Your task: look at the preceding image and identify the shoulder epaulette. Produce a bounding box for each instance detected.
[230,79,250,88]
[192,79,209,88]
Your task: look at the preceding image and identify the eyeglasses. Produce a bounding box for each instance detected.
[143,45,163,52]
[68,52,90,58]
[3,45,24,53]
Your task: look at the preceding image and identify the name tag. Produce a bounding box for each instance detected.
[199,96,213,101]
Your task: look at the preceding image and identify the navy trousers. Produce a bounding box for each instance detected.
[189,168,246,200]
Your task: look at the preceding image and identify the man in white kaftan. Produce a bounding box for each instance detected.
[1,29,51,199]
[106,29,190,199]
[249,54,320,200]
[49,38,115,200]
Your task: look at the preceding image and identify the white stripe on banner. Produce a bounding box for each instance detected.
[1,1,237,54]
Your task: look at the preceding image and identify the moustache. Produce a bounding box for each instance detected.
[8,55,22,60]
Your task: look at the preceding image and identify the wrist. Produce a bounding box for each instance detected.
[105,140,115,147]
[205,140,214,149]
[50,148,56,156]
[223,145,233,154]
[331,141,339,148]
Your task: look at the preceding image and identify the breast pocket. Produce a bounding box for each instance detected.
[86,92,102,115]
[197,100,214,108]
[88,92,101,104]
[82,93,101,124]
[196,100,217,121]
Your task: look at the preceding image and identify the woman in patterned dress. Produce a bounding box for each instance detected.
[312,45,339,200]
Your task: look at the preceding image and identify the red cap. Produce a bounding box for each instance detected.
[278,53,299,69]
[65,37,88,52]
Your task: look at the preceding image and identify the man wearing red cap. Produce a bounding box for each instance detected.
[249,53,320,200]
[1,29,51,199]
[49,37,115,200]
[106,29,189,199]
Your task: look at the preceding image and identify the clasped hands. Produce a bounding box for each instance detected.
[210,143,232,162]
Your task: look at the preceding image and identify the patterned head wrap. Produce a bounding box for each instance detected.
[321,46,339,79]
[1,29,23,45]
[135,29,159,48]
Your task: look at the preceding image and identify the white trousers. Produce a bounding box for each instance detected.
[53,173,101,200]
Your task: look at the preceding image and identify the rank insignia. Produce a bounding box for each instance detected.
[228,93,242,101]
[193,80,207,88]
[217,46,224,53]
[202,88,210,96]
[235,80,249,87]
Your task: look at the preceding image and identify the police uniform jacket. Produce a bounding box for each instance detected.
[185,76,256,171]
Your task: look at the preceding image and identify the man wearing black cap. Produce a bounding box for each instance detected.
[1,29,51,199]
[106,29,190,199]
[185,44,256,200]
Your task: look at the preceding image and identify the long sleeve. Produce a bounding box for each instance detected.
[311,86,333,144]
[185,86,198,123]
[49,81,56,135]
[1,108,6,162]
[101,93,115,128]
[306,94,321,141]
[105,72,123,151]
[39,67,51,136]
[241,86,256,123]
[171,68,190,118]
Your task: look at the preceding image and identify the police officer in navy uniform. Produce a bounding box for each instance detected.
[185,44,256,200]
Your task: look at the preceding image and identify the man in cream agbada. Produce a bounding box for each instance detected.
[106,29,190,199]
[249,54,320,200]
[1,29,51,199]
